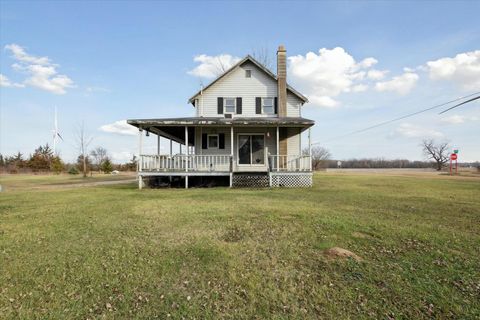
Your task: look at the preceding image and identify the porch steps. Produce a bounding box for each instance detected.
[232,173,269,188]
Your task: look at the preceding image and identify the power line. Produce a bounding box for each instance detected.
[439,95,480,114]
[313,91,480,145]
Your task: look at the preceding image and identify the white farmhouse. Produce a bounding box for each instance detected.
[128,45,314,188]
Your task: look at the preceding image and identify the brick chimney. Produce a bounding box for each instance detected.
[277,45,288,158]
[277,45,287,117]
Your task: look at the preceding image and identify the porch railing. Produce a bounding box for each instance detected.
[268,155,312,172]
[139,154,312,172]
[139,154,231,172]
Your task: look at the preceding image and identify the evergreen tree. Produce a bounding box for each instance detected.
[100,158,113,173]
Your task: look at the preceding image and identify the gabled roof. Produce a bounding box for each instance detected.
[188,55,308,105]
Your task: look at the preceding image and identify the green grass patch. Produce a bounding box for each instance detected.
[0,173,479,319]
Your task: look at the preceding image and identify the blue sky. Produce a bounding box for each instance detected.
[1,1,479,163]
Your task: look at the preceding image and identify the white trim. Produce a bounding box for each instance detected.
[276,126,279,172]
[230,126,234,187]
[262,97,275,115]
[224,97,236,114]
[236,133,266,166]
[207,134,219,149]
[185,126,188,173]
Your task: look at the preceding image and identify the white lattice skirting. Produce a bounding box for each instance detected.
[270,172,313,188]
[232,174,270,188]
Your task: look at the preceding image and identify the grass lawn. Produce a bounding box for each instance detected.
[1,173,479,319]
[0,173,134,191]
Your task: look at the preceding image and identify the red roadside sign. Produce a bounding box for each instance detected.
[450,154,457,160]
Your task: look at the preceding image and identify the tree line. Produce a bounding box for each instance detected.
[306,140,479,170]
[0,144,137,174]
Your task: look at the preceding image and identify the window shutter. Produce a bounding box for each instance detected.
[202,134,208,149]
[217,97,223,114]
[219,133,225,149]
[274,97,278,114]
[236,97,242,114]
[255,97,262,114]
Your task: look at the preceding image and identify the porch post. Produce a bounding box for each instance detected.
[169,139,172,156]
[185,126,189,189]
[308,127,312,171]
[138,128,143,190]
[230,126,234,187]
[157,135,160,155]
[276,126,280,172]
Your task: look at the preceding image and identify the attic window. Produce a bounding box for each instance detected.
[245,69,251,78]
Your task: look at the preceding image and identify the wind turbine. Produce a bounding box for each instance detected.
[52,106,63,154]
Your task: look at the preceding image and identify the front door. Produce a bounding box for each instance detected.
[238,134,265,165]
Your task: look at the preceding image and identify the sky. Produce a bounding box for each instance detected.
[1,1,479,163]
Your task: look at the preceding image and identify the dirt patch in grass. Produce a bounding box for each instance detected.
[324,247,363,262]
[221,225,246,242]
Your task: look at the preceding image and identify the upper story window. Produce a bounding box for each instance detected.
[262,98,274,114]
[245,69,251,78]
[224,98,236,113]
[218,97,242,115]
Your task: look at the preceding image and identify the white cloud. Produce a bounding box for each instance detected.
[357,57,378,69]
[375,71,419,95]
[0,74,24,88]
[367,69,388,80]
[188,54,241,79]
[4,43,74,94]
[4,44,51,65]
[288,47,380,107]
[309,95,339,108]
[111,151,135,163]
[99,120,138,136]
[391,123,443,139]
[351,84,368,92]
[440,114,479,124]
[426,50,480,91]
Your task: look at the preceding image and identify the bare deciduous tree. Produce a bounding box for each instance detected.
[215,56,229,75]
[303,146,331,170]
[421,139,450,171]
[90,146,108,171]
[75,122,93,177]
[251,46,273,70]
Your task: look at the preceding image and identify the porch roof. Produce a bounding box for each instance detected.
[127,117,314,128]
[127,117,314,145]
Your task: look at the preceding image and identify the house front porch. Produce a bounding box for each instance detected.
[127,117,314,188]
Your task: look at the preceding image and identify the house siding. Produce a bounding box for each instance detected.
[287,127,301,156]
[194,61,301,118]
[287,94,302,118]
[194,126,277,158]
